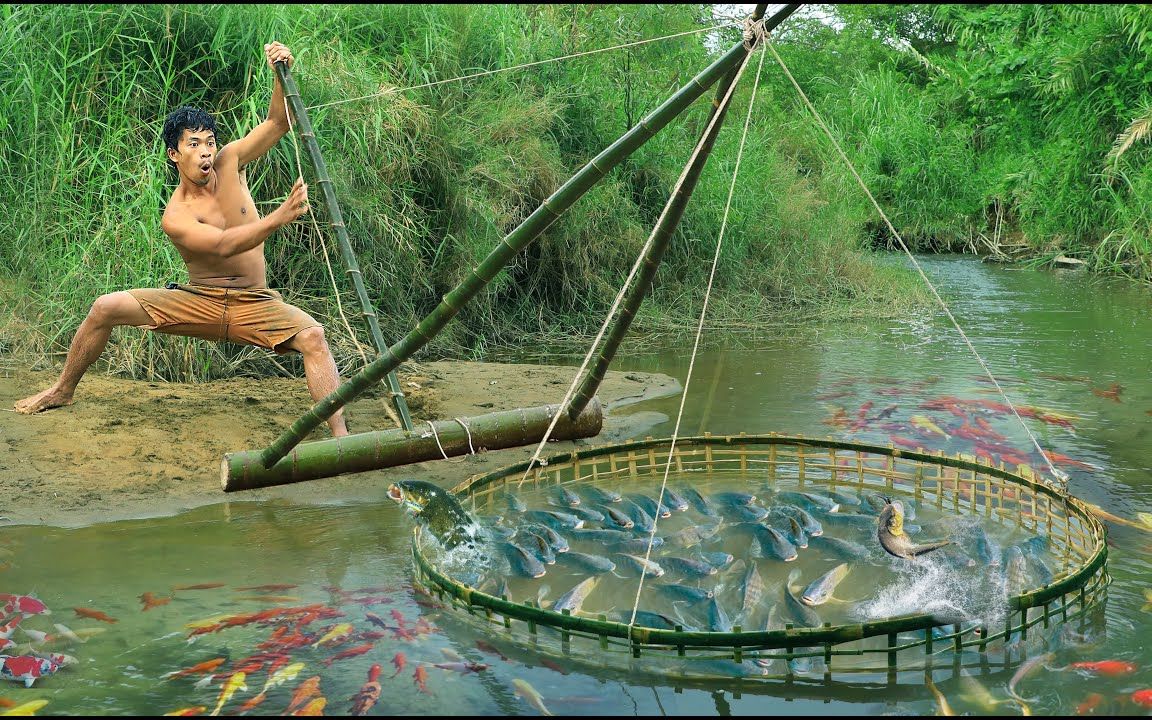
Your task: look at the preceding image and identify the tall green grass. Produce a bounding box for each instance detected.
[0,4,926,381]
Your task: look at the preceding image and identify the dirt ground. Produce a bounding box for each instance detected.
[0,360,680,528]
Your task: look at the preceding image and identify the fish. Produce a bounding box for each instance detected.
[776,491,839,513]
[413,665,430,694]
[1007,652,1053,705]
[579,486,622,504]
[1,699,49,716]
[1130,689,1152,708]
[613,553,665,578]
[522,523,569,554]
[234,584,299,592]
[652,583,714,605]
[387,479,485,550]
[619,609,691,631]
[800,563,851,606]
[779,505,824,537]
[290,697,326,716]
[262,661,305,693]
[711,491,756,507]
[390,652,407,678]
[72,607,118,624]
[163,657,228,681]
[551,577,600,615]
[348,664,382,716]
[553,551,615,575]
[523,509,584,531]
[162,706,206,717]
[172,583,227,591]
[322,642,375,666]
[658,556,718,579]
[751,525,798,562]
[311,622,354,648]
[661,488,690,512]
[680,487,719,517]
[47,624,84,646]
[785,516,808,548]
[207,671,246,716]
[502,542,547,579]
[598,505,634,530]
[512,678,553,716]
[626,493,672,519]
[808,534,870,560]
[911,414,950,439]
[284,676,322,715]
[735,561,764,626]
[554,486,582,507]
[139,592,172,611]
[432,661,489,674]
[1067,659,1137,676]
[782,569,821,628]
[925,677,955,716]
[0,596,48,618]
[0,655,63,688]
[877,500,951,559]
[696,551,735,569]
[0,618,20,642]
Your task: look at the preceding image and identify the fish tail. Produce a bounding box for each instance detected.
[911,540,952,556]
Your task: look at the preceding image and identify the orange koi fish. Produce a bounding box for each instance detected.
[290,697,327,716]
[413,665,430,694]
[164,657,228,681]
[348,664,382,716]
[1069,660,1137,676]
[236,692,268,714]
[162,707,207,716]
[1091,383,1122,402]
[0,697,15,708]
[1075,692,1104,714]
[311,623,354,648]
[73,607,118,624]
[1131,689,1152,707]
[390,652,407,678]
[140,592,173,611]
[322,642,375,667]
[284,676,322,715]
[172,583,227,591]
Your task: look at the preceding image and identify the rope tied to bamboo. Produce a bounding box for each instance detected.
[742,16,769,51]
[421,417,476,463]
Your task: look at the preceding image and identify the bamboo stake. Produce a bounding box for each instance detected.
[253,14,794,470]
[273,61,414,432]
[568,3,794,419]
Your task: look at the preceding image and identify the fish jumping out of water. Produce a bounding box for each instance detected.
[877,499,951,559]
[387,480,484,551]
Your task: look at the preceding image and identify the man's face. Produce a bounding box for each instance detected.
[167,127,216,187]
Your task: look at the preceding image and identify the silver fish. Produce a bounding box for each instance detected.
[800,563,850,606]
[552,577,600,615]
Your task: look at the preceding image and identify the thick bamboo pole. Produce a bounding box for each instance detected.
[222,398,603,491]
[274,62,414,432]
[568,4,793,420]
[253,15,792,471]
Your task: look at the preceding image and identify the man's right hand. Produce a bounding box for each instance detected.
[274,177,309,225]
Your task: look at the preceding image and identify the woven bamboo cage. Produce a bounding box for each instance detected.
[406,433,1109,680]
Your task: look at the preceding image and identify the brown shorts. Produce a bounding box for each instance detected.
[127,283,321,354]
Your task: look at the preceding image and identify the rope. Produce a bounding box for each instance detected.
[283,98,403,429]
[304,23,743,112]
[454,416,476,455]
[513,32,758,496]
[421,417,476,463]
[762,39,1071,493]
[626,44,767,627]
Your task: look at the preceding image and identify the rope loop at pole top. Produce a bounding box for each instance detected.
[743,16,769,52]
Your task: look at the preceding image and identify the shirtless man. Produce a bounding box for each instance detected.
[15,41,349,438]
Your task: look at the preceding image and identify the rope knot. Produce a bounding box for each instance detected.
[742,16,768,51]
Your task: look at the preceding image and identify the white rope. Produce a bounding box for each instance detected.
[513,39,758,495]
[762,39,1070,492]
[305,23,742,112]
[453,416,476,455]
[283,98,403,429]
[626,44,767,627]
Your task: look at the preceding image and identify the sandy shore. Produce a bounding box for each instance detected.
[0,360,680,528]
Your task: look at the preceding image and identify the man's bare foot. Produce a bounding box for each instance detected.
[13,387,75,415]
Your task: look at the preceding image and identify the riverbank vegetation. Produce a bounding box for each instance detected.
[1,5,1147,381]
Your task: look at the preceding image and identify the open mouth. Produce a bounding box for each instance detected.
[199,162,212,174]
[387,485,403,503]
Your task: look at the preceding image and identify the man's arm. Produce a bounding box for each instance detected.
[218,42,295,169]
[163,178,309,258]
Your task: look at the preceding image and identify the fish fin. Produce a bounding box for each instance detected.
[911,540,952,556]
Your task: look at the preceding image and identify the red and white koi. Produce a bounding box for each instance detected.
[0,595,49,618]
[0,654,64,687]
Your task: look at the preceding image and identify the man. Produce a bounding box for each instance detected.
[15,41,349,438]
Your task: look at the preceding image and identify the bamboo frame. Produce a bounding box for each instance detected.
[253,4,802,470]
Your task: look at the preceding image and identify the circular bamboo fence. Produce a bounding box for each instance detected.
[406,434,1109,679]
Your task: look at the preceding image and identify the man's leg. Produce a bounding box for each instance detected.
[14,291,154,414]
[282,326,349,438]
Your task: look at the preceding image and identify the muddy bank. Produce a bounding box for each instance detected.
[0,361,680,528]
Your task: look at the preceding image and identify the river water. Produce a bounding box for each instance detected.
[2,255,1150,715]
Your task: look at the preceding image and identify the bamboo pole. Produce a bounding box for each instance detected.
[568,3,793,420]
[222,398,603,491]
[273,61,415,432]
[253,12,798,471]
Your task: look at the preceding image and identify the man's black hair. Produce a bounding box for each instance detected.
[161,106,220,171]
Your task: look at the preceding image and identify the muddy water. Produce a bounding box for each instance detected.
[2,255,1151,715]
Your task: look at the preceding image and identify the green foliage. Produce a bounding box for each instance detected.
[0,3,928,380]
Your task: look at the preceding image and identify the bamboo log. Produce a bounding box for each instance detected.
[221,398,602,492]
[254,6,800,470]
[568,3,793,419]
[273,61,415,432]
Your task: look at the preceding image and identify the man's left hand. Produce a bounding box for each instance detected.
[265,41,293,69]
